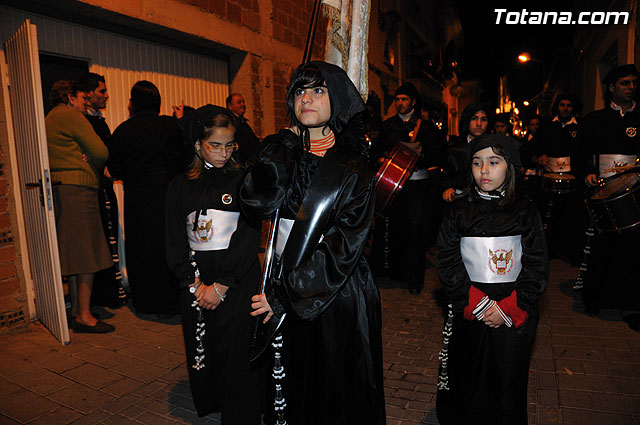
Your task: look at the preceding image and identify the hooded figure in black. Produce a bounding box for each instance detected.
[240,62,386,424]
[165,105,266,422]
[436,134,547,425]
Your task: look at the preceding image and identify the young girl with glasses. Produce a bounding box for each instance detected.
[165,105,266,423]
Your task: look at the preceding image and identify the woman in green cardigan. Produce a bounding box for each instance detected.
[46,80,115,333]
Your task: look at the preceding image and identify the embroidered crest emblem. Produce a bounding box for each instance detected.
[570,130,577,138]
[221,194,232,205]
[613,160,629,170]
[488,249,513,275]
[626,127,637,137]
[194,219,213,242]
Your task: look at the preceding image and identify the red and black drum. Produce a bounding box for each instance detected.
[374,144,419,215]
[585,171,640,233]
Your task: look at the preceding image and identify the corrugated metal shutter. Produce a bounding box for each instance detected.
[0,6,229,130]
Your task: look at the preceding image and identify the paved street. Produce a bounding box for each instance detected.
[1,256,639,424]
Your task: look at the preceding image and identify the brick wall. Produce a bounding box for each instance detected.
[272,0,328,53]
[0,39,29,331]
[273,62,292,131]
[250,55,263,136]
[0,149,26,330]
[270,2,328,131]
[180,0,261,32]
[272,0,314,49]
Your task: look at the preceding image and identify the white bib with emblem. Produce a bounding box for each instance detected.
[547,156,571,172]
[599,154,638,178]
[187,209,240,251]
[460,235,522,283]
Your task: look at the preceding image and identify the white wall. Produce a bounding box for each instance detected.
[0,5,229,130]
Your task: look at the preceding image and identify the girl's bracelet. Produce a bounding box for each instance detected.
[189,281,201,294]
[213,283,226,302]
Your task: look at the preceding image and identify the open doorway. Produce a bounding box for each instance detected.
[39,53,88,115]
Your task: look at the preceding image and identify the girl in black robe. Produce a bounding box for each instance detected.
[165,105,266,423]
[241,62,386,424]
[436,134,548,425]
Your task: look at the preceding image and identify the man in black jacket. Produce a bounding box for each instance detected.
[581,65,640,331]
[533,93,585,264]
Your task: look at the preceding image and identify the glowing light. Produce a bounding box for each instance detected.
[518,53,531,63]
[523,101,530,106]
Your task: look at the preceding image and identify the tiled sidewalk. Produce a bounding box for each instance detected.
[0,257,639,424]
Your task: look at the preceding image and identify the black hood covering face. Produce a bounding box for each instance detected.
[304,61,365,135]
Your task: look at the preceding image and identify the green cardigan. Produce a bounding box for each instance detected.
[45,104,108,189]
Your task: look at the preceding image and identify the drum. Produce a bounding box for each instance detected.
[585,172,640,233]
[542,173,576,194]
[375,144,419,214]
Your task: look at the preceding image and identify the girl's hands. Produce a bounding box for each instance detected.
[482,305,505,328]
[250,294,274,323]
[194,283,228,310]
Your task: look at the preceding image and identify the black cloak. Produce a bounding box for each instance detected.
[240,62,386,424]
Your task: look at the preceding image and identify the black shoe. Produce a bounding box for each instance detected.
[72,319,115,334]
[409,287,422,295]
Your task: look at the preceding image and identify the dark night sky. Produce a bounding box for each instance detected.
[454,1,587,102]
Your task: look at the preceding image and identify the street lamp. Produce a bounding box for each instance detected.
[518,53,531,63]
[517,52,547,101]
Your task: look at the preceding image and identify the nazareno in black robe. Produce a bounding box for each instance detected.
[435,191,548,425]
[579,106,640,311]
[165,165,267,422]
[239,61,385,425]
[108,113,190,314]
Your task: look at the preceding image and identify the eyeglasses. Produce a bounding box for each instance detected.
[201,142,238,153]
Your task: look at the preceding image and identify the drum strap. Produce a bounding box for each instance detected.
[279,145,346,271]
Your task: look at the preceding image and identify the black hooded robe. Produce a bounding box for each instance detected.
[239,62,386,425]
[436,193,547,425]
[108,113,189,314]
